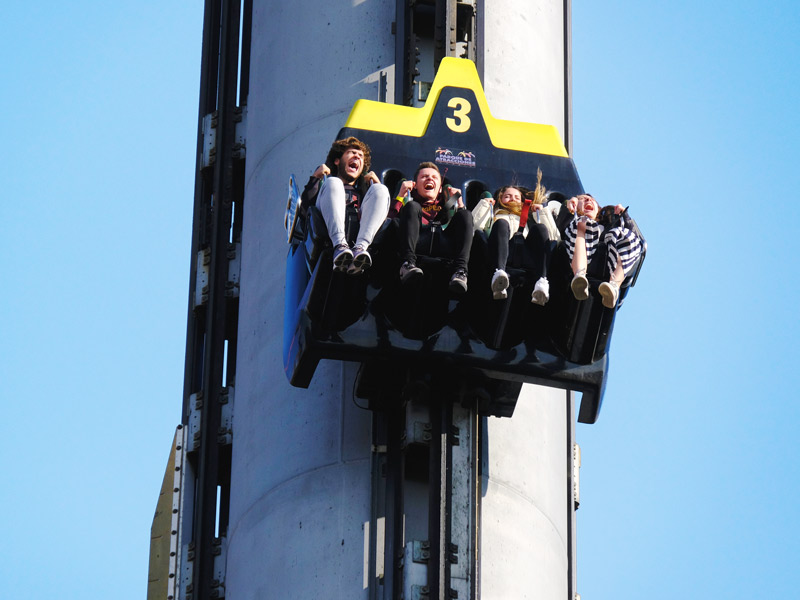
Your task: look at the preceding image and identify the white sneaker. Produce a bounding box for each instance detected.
[491,269,509,300]
[598,281,620,309]
[531,277,550,305]
[570,271,589,300]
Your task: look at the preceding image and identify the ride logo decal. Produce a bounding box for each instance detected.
[434,146,476,168]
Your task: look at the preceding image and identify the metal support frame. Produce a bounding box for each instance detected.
[368,4,486,598]
[179,1,251,599]
[368,373,480,600]
[450,401,478,598]
[396,0,477,105]
[426,397,446,598]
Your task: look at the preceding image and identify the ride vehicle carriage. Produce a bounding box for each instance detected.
[283,58,645,423]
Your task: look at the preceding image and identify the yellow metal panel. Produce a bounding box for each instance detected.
[147,429,180,600]
[345,57,568,157]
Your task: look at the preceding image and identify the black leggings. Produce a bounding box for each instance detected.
[488,219,550,278]
[399,201,473,272]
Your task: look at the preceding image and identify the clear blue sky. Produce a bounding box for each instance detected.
[2,2,798,599]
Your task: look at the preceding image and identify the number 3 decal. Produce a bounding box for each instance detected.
[446,97,471,133]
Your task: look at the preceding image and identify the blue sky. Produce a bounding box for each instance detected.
[2,2,798,599]
[573,2,800,598]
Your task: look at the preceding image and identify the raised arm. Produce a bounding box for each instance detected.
[312,163,330,180]
[363,170,380,186]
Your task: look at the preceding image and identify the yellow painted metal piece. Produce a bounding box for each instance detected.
[148,428,181,600]
[345,57,568,157]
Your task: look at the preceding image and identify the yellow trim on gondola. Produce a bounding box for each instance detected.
[345,57,568,158]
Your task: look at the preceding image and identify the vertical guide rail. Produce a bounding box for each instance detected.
[440,398,455,599]
[180,1,251,599]
[385,409,406,600]
[562,0,573,154]
[427,397,444,598]
[395,0,413,106]
[567,390,578,600]
[434,0,457,69]
[450,399,478,599]
[387,3,480,598]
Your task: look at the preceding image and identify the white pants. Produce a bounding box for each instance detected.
[317,177,390,248]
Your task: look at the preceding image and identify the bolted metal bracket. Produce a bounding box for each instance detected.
[201,112,218,169]
[194,248,211,309]
[210,535,227,598]
[411,585,430,600]
[573,443,581,509]
[448,542,459,564]
[218,387,234,445]
[225,243,241,298]
[187,392,203,453]
[412,421,432,445]
[232,106,246,160]
[181,542,196,600]
[412,540,431,563]
[450,425,460,446]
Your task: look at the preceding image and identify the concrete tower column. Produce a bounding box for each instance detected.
[477,3,575,597]
[226,3,396,598]
[226,2,575,598]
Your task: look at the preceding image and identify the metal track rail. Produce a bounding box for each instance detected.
[367,372,479,600]
[179,1,250,598]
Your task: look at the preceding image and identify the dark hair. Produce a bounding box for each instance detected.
[598,204,623,227]
[410,161,444,204]
[413,161,440,180]
[325,137,372,175]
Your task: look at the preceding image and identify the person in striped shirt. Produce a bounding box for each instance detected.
[564,194,643,309]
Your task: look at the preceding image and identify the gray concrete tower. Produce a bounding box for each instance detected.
[220,2,577,598]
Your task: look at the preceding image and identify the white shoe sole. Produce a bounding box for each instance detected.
[571,275,589,300]
[531,278,549,305]
[333,250,353,272]
[348,251,371,275]
[491,271,509,300]
[598,282,619,308]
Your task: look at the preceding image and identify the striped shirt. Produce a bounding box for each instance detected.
[565,214,643,276]
[565,216,604,260]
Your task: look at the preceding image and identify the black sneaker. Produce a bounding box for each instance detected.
[399,260,423,283]
[449,268,468,294]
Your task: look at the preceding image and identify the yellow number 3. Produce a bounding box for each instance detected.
[446,97,471,133]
